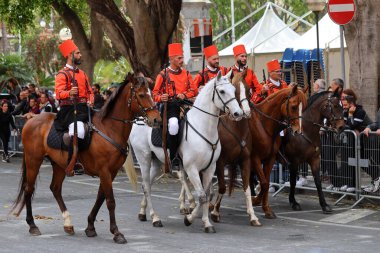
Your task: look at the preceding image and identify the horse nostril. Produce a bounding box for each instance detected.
[234,112,240,117]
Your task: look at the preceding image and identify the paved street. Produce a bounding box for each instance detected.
[1,156,380,253]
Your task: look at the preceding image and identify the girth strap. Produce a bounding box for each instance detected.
[90,124,129,157]
[219,117,247,156]
[184,115,219,172]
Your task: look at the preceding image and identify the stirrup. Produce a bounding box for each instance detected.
[171,157,181,172]
[73,163,85,175]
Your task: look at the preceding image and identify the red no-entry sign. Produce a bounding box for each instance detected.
[328,0,356,25]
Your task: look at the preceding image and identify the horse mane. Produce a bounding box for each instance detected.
[98,73,133,120]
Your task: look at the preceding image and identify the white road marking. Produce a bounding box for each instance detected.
[320,209,376,224]
[67,180,380,232]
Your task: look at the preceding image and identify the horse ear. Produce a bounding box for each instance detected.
[291,83,298,95]
[242,69,247,79]
[217,70,222,81]
[302,83,309,94]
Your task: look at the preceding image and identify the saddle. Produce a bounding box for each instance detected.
[47,123,92,151]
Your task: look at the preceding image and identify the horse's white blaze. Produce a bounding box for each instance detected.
[299,102,303,133]
[239,81,251,117]
[62,211,72,227]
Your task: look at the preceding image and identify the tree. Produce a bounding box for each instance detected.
[1,21,9,53]
[345,0,380,118]
[2,0,182,82]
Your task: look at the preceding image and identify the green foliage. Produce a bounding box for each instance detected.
[93,57,132,88]
[0,53,35,85]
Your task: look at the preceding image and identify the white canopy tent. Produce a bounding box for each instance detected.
[292,14,346,49]
[219,3,301,56]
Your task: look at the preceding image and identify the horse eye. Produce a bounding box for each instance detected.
[292,106,298,111]
[138,93,145,98]
[220,90,225,95]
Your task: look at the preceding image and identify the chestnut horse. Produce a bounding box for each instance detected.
[11,74,161,244]
[211,85,307,222]
[282,91,345,213]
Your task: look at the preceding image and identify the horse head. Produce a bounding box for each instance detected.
[281,84,307,134]
[125,73,162,127]
[231,69,251,118]
[213,71,243,120]
[322,91,345,134]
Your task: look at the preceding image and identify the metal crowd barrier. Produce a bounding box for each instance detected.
[270,129,380,208]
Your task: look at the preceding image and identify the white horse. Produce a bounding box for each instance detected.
[128,71,244,232]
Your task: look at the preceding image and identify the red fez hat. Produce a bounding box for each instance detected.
[168,43,183,57]
[59,39,78,58]
[267,59,281,72]
[204,45,219,59]
[233,44,247,57]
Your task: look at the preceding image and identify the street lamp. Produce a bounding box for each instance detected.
[59,28,72,41]
[305,0,326,78]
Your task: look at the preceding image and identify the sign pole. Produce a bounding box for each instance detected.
[340,25,346,84]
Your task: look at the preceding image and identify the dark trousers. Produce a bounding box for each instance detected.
[165,101,181,161]
[0,130,10,156]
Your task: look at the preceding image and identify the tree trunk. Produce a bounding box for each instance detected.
[345,0,380,119]
[52,0,103,84]
[1,21,9,53]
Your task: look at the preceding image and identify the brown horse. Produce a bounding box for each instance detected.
[283,91,345,213]
[11,74,161,244]
[211,84,307,222]
[248,85,307,218]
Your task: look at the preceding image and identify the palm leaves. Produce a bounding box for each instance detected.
[0,53,35,85]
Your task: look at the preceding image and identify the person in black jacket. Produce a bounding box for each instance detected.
[0,100,16,162]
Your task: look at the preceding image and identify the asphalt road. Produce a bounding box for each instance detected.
[1,156,380,253]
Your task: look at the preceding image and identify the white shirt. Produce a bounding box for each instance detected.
[269,78,280,87]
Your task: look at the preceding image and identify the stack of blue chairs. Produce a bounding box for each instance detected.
[307,48,325,84]
[280,48,294,84]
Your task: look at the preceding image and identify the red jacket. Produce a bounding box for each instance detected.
[252,79,288,104]
[192,66,228,88]
[55,66,93,102]
[228,65,261,99]
[153,68,197,102]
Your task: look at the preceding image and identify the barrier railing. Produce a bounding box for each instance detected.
[0,116,26,156]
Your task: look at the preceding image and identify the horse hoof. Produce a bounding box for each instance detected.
[152,220,163,227]
[85,228,97,237]
[250,220,262,227]
[29,226,41,236]
[210,213,220,223]
[138,214,147,221]
[184,216,192,226]
[291,203,302,211]
[204,226,216,233]
[322,205,333,214]
[113,233,127,244]
[180,208,189,215]
[64,226,75,235]
[264,212,277,219]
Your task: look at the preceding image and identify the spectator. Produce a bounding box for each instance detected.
[23,96,40,119]
[27,83,39,99]
[103,89,112,101]
[39,92,53,113]
[109,82,119,94]
[0,100,16,163]
[313,79,326,94]
[362,108,380,192]
[328,78,344,95]
[12,90,29,116]
[92,84,105,110]
[6,78,21,104]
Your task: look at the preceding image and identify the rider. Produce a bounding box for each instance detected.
[54,39,93,176]
[153,43,198,170]
[228,44,261,102]
[252,59,288,104]
[192,44,228,90]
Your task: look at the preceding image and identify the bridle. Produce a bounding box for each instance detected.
[211,78,239,115]
[320,95,344,131]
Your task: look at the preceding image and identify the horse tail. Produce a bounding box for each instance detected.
[11,154,27,216]
[124,143,138,192]
[228,165,238,196]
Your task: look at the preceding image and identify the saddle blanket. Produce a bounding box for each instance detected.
[47,124,92,151]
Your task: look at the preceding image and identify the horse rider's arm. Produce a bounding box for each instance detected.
[192,72,203,88]
[55,73,70,100]
[152,74,164,103]
[85,73,94,106]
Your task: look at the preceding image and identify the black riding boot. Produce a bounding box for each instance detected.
[67,137,84,176]
[168,134,180,171]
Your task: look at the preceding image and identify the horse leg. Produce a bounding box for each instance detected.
[85,184,106,237]
[146,158,163,227]
[251,157,267,206]
[211,160,226,223]
[310,158,332,214]
[99,172,127,244]
[49,163,74,235]
[24,155,44,236]
[240,159,261,226]
[200,167,216,233]
[288,164,301,211]
[178,170,196,214]
[136,154,152,222]
[261,159,277,219]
